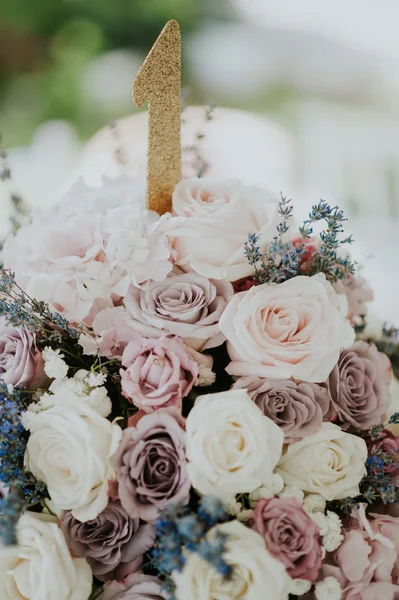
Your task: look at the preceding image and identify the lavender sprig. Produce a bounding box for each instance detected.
[244,194,300,284]
[299,201,355,281]
[0,269,80,343]
[0,383,46,545]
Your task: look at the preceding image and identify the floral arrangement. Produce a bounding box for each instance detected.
[1,169,399,600]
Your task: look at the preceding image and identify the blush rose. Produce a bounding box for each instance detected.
[219,273,354,383]
[120,335,198,413]
[168,177,281,281]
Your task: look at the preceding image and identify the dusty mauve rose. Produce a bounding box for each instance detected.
[328,341,392,431]
[120,335,198,413]
[219,273,354,383]
[233,376,331,443]
[252,496,322,581]
[323,504,399,598]
[168,177,280,282]
[124,272,233,351]
[60,500,155,582]
[111,408,190,521]
[333,273,374,322]
[368,430,399,478]
[0,317,47,389]
[101,573,167,600]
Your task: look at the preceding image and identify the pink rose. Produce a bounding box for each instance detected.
[324,505,399,598]
[0,318,47,389]
[219,273,354,383]
[120,335,198,412]
[252,497,322,581]
[102,573,167,600]
[168,177,280,281]
[124,273,233,351]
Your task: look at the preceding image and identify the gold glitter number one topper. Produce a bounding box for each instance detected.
[133,20,181,215]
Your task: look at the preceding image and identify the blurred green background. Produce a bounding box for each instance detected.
[0,0,232,145]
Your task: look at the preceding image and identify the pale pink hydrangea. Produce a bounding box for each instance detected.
[100,204,173,295]
[3,179,174,325]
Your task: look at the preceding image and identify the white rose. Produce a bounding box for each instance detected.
[23,395,122,521]
[173,520,288,600]
[0,512,92,600]
[168,177,280,281]
[186,390,284,499]
[219,273,354,383]
[276,423,367,501]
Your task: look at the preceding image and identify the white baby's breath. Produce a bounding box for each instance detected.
[286,578,312,597]
[279,485,305,503]
[197,364,216,386]
[42,347,68,380]
[303,493,327,515]
[315,576,342,600]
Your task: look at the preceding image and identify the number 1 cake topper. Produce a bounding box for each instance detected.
[133,20,181,215]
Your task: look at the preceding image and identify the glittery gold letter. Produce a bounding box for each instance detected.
[133,20,181,215]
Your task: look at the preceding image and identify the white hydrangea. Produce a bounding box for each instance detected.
[42,347,68,380]
[315,576,342,600]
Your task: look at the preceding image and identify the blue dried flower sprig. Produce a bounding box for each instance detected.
[244,194,301,284]
[0,382,46,545]
[300,201,355,281]
[0,269,80,343]
[152,497,231,599]
[245,196,356,285]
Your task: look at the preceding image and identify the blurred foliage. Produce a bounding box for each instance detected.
[0,0,233,145]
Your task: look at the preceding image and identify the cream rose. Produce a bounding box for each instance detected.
[186,390,284,499]
[173,520,288,600]
[219,273,354,383]
[276,422,367,500]
[0,512,92,600]
[168,177,280,281]
[23,395,122,521]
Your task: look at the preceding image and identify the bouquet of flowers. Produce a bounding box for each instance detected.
[2,20,399,600]
[1,171,399,600]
